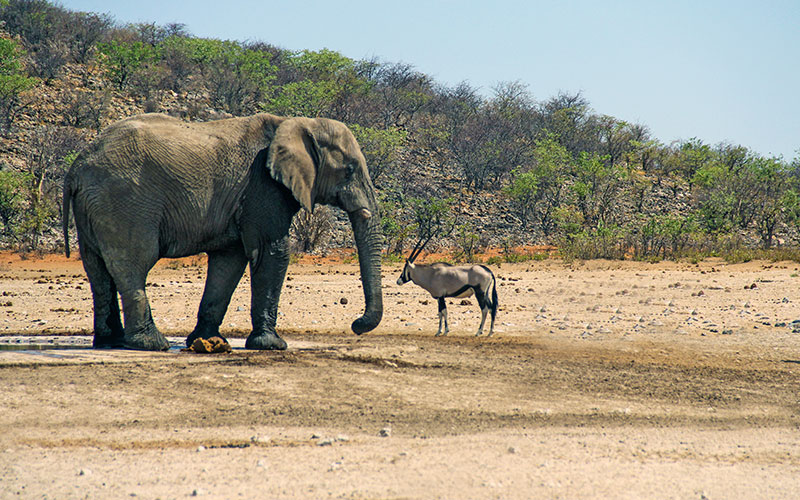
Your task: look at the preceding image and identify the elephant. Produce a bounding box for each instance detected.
[62,113,383,351]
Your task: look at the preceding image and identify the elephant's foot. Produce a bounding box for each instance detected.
[124,324,170,351]
[245,331,287,350]
[186,324,228,347]
[93,332,125,349]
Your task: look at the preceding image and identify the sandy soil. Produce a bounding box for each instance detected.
[1,251,800,499]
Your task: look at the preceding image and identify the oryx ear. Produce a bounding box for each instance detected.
[267,118,322,213]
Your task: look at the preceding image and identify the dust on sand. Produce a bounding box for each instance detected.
[1,252,799,498]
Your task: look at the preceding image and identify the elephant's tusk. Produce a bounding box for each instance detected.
[356,208,372,219]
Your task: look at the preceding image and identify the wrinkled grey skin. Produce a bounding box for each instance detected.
[63,113,383,351]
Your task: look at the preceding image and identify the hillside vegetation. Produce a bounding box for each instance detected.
[1,0,799,262]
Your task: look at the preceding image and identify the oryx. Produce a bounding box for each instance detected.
[396,240,498,337]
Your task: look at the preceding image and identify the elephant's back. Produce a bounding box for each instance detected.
[90,114,276,178]
[95,115,224,171]
[68,114,270,255]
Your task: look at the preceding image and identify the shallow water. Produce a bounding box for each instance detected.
[0,335,186,352]
[0,343,92,351]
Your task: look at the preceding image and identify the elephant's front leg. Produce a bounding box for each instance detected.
[245,236,290,350]
[186,246,248,347]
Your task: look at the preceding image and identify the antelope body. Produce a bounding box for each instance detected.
[397,261,498,336]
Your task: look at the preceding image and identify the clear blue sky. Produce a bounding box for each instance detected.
[60,0,799,160]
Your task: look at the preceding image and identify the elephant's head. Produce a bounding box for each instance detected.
[267,117,383,334]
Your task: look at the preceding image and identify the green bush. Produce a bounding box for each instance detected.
[379,198,413,256]
[453,223,480,262]
[504,134,569,233]
[264,49,369,120]
[96,40,158,90]
[558,221,627,261]
[0,169,30,238]
[0,37,38,134]
[626,214,698,260]
[203,40,276,115]
[349,124,406,183]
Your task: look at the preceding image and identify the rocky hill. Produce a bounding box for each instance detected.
[1,3,797,261]
[0,59,520,256]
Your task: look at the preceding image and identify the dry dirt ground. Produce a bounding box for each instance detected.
[1,251,800,499]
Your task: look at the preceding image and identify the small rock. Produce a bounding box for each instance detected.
[335,435,350,442]
[317,438,334,447]
[79,468,92,476]
[339,297,348,305]
[256,459,267,468]
[191,489,206,497]
[379,427,392,437]
[236,306,245,312]
[460,299,471,305]
[196,445,206,452]
[508,446,518,454]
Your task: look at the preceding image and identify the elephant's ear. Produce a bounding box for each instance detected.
[267,118,322,213]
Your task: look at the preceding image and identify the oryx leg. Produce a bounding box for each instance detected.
[436,297,449,336]
[475,287,488,336]
[488,300,496,337]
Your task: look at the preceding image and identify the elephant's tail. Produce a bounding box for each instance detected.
[62,175,73,258]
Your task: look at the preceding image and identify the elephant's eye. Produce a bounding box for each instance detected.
[345,162,356,176]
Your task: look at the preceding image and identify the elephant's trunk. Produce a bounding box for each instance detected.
[348,208,383,334]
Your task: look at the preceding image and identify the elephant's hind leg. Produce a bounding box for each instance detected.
[80,247,124,348]
[186,246,248,347]
[104,247,169,351]
[116,279,169,351]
